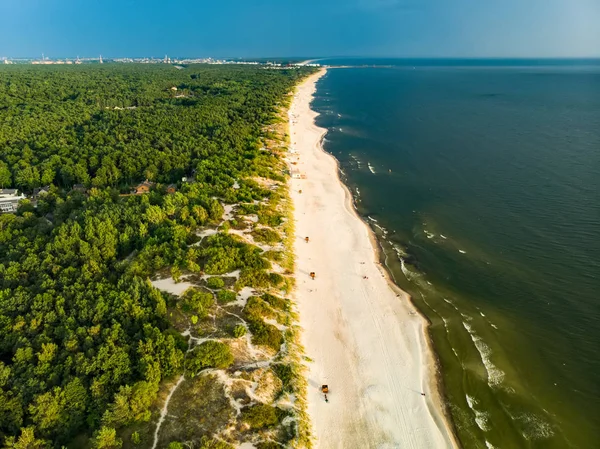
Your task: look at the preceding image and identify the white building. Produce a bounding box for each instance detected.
[0,189,26,213]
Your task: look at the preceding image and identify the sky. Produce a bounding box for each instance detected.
[0,0,599,58]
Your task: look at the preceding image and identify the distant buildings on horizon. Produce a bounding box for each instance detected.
[0,55,321,67]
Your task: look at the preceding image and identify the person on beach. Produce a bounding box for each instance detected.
[305,236,309,243]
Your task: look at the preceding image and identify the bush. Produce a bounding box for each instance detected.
[241,404,281,429]
[248,319,283,351]
[182,288,214,317]
[263,250,283,262]
[244,296,275,321]
[252,228,280,244]
[168,443,183,449]
[217,289,237,304]
[272,364,294,392]
[237,269,278,290]
[185,341,233,375]
[198,437,234,449]
[131,432,141,445]
[256,442,280,449]
[258,210,283,227]
[201,234,270,275]
[262,293,288,311]
[268,273,285,287]
[233,325,247,338]
[206,276,225,289]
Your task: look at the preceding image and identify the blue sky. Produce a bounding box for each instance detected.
[0,0,598,58]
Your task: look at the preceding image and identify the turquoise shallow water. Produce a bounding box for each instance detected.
[312,60,600,448]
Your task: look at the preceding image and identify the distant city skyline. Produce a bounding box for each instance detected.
[1,0,599,58]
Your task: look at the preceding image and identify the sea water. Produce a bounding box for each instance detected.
[312,59,600,449]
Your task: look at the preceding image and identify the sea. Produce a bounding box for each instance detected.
[311,59,600,449]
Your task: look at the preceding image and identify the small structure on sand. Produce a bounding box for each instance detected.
[291,168,306,179]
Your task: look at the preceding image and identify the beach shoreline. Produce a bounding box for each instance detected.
[289,69,458,448]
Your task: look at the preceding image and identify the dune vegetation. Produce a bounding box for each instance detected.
[0,63,315,448]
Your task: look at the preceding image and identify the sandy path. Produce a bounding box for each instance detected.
[290,70,457,449]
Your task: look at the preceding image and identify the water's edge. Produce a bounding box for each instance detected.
[312,104,463,448]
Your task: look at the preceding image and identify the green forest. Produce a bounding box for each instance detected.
[0,64,314,448]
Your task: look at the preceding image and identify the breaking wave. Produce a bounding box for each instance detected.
[462,322,505,387]
[466,394,492,432]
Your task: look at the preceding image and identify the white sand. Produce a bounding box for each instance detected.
[290,70,457,448]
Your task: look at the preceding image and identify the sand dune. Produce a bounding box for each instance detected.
[290,69,457,449]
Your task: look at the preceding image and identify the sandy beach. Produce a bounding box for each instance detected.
[289,69,457,448]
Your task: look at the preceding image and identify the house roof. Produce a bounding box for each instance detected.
[136,180,155,188]
[33,186,50,195]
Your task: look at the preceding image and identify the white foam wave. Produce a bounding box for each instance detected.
[392,244,408,258]
[515,413,555,440]
[440,234,447,239]
[350,155,362,168]
[465,394,492,432]
[462,322,505,387]
[368,163,376,174]
[400,258,417,280]
[373,223,388,235]
[424,230,435,239]
[485,441,497,449]
[459,249,467,254]
[442,297,461,313]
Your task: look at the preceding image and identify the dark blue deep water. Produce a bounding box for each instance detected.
[312,60,600,448]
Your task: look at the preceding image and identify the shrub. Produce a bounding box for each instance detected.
[262,293,288,311]
[241,404,281,429]
[244,296,275,321]
[168,443,183,449]
[248,319,283,351]
[206,276,225,289]
[268,273,285,287]
[201,234,269,275]
[182,288,214,317]
[217,289,237,304]
[252,228,280,244]
[256,442,280,449]
[198,437,234,449]
[131,432,141,445]
[263,250,283,262]
[185,341,233,375]
[233,325,247,338]
[258,210,283,227]
[171,266,181,282]
[237,269,278,290]
[272,364,294,392]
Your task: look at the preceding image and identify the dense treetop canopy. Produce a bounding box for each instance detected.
[0,63,313,447]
